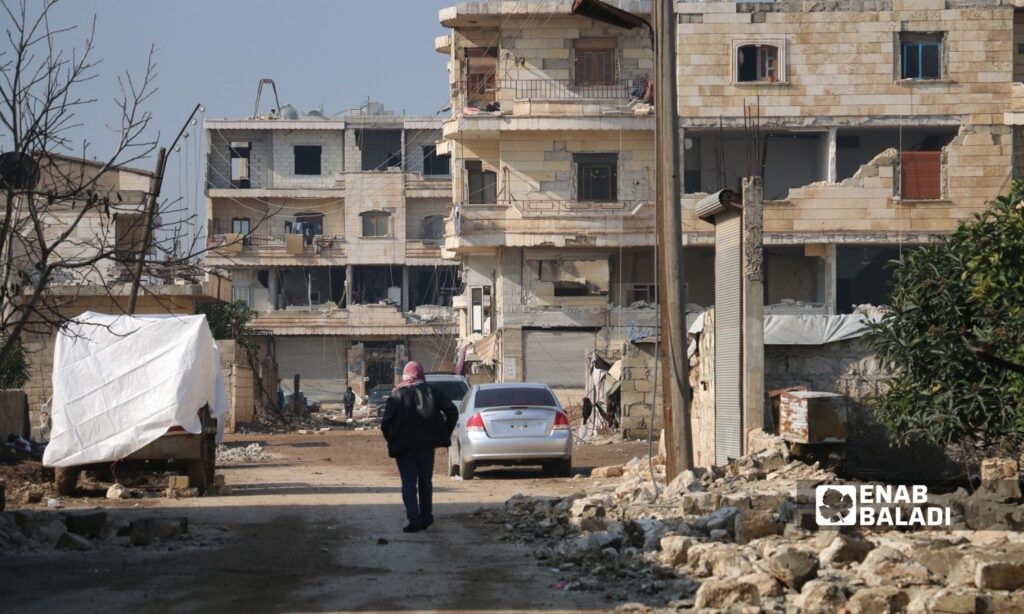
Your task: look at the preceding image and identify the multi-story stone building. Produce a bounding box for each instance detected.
[205,104,460,400]
[438,1,664,402]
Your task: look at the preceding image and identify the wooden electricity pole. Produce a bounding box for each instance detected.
[653,0,693,476]
[128,146,166,315]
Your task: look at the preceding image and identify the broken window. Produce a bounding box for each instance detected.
[114,213,147,259]
[900,33,943,80]
[421,215,444,242]
[466,160,497,204]
[764,246,825,312]
[358,129,402,171]
[465,47,498,107]
[350,265,401,305]
[575,153,618,202]
[361,211,392,238]
[294,145,322,175]
[408,265,460,309]
[422,145,450,176]
[836,246,912,313]
[737,44,779,83]
[229,141,251,188]
[574,38,616,85]
[529,258,609,300]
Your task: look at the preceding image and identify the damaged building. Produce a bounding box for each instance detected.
[205,103,460,400]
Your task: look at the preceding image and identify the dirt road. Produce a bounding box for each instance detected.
[0,429,646,613]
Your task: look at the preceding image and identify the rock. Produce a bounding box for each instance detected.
[767,546,819,590]
[659,534,692,566]
[857,546,933,588]
[46,498,61,508]
[820,533,874,566]
[591,465,624,478]
[106,484,130,500]
[663,469,704,498]
[915,544,967,580]
[698,505,739,533]
[709,528,730,542]
[65,510,107,539]
[738,572,784,598]
[846,586,909,614]
[975,560,1024,591]
[907,587,989,614]
[38,519,68,543]
[694,579,760,609]
[793,579,847,612]
[977,457,1021,501]
[167,475,189,489]
[679,492,721,515]
[734,510,779,545]
[55,532,93,551]
[963,496,1024,531]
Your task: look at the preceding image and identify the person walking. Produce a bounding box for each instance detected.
[381,361,458,533]
[343,386,356,419]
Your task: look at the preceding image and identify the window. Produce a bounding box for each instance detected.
[901,33,943,80]
[115,213,146,257]
[423,146,450,176]
[361,211,392,237]
[470,285,492,333]
[466,160,497,204]
[574,38,616,85]
[294,145,322,175]
[737,44,779,83]
[229,141,250,188]
[232,286,252,307]
[900,151,942,200]
[422,215,444,241]
[575,153,618,202]
[231,217,251,235]
[465,47,498,106]
[475,387,557,409]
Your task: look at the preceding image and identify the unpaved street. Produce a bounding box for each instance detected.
[0,429,646,613]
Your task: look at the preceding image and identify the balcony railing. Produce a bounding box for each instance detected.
[207,234,346,255]
[504,79,641,101]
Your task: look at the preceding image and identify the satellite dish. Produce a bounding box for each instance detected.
[0,152,40,190]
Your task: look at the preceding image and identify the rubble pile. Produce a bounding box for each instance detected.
[0,508,227,554]
[481,440,1024,611]
[215,443,278,465]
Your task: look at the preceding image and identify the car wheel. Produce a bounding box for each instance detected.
[557,458,572,478]
[447,446,459,477]
[459,458,475,480]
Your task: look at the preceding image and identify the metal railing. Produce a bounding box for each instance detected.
[505,79,639,101]
[207,234,345,251]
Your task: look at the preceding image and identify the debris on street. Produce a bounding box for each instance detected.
[215,443,279,465]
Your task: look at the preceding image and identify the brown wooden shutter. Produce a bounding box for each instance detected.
[901,151,942,200]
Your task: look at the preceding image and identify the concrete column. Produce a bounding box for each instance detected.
[824,243,838,315]
[401,266,410,312]
[268,268,279,310]
[826,127,838,184]
[345,264,354,307]
[741,177,765,452]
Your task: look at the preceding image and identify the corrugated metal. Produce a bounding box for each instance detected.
[276,336,348,402]
[715,212,743,465]
[523,330,593,388]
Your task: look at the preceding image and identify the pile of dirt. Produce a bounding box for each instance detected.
[215,443,279,465]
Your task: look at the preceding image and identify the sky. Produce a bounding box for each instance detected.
[22,0,455,248]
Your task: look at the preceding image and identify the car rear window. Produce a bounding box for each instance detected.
[475,387,557,408]
[429,381,469,402]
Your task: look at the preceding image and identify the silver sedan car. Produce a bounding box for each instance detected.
[447,383,572,480]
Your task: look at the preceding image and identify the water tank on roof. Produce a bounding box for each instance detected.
[364,101,385,115]
[279,104,299,120]
[305,109,325,118]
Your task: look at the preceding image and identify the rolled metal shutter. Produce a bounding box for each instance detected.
[714,211,743,465]
[276,336,348,402]
[523,330,593,388]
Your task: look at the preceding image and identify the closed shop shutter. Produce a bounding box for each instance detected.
[901,151,941,200]
[715,212,743,465]
[523,330,594,388]
[276,336,348,402]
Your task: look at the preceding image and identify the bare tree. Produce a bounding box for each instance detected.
[0,0,270,365]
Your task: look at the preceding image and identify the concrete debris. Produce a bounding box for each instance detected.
[216,443,278,464]
[105,483,130,500]
[480,437,1024,610]
[55,531,94,551]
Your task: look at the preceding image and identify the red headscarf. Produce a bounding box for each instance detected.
[393,360,425,392]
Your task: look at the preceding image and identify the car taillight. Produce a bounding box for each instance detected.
[466,412,485,431]
[553,411,570,430]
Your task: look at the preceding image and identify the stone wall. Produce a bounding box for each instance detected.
[619,341,664,440]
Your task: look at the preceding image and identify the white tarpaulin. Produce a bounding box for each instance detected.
[43,312,227,468]
[687,310,881,355]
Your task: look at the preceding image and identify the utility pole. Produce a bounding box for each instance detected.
[128,146,166,314]
[653,0,693,476]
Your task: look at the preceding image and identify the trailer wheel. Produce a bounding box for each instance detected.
[187,433,216,493]
[54,467,79,497]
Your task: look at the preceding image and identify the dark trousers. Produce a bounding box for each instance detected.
[396,447,434,524]
[344,404,353,418]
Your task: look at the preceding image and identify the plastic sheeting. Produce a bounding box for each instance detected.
[686,310,882,356]
[43,312,227,468]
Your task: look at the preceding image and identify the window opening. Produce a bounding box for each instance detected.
[737,44,779,82]
[294,145,322,175]
[575,153,618,202]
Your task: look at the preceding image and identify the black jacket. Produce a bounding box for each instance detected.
[380,383,458,458]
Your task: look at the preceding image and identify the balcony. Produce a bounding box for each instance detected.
[206,233,346,267]
[445,78,655,138]
[405,239,445,262]
[445,199,654,252]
